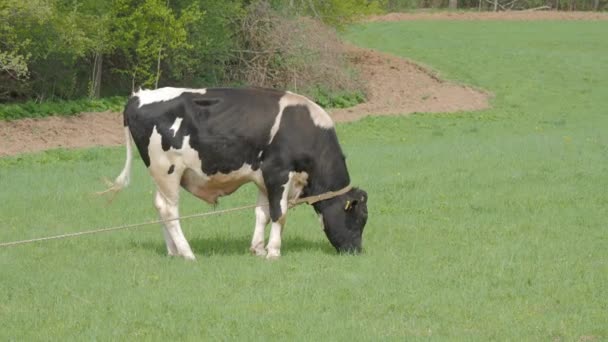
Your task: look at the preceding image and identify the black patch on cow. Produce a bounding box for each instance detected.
[168,165,175,174]
[125,88,283,171]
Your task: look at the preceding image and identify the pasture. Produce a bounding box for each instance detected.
[1,19,607,339]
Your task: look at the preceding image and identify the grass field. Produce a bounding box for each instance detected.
[1,20,607,340]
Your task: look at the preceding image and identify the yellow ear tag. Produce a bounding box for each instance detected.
[345,200,351,210]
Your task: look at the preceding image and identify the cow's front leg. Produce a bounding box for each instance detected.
[266,217,286,260]
[250,191,269,257]
[265,172,293,260]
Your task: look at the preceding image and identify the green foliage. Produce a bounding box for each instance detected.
[0,96,126,120]
[166,0,244,86]
[383,0,422,10]
[272,0,385,28]
[0,0,372,108]
[0,0,50,99]
[308,86,366,108]
[109,0,197,89]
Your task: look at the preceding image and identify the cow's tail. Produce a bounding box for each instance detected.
[98,121,133,196]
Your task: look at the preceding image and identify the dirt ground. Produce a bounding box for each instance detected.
[330,45,489,123]
[3,11,603,157]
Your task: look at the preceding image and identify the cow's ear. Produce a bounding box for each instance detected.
[352,188,367,203]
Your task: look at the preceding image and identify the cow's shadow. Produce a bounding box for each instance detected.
[135,235,334,257]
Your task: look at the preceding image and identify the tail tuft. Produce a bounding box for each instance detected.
[97,126,133,198]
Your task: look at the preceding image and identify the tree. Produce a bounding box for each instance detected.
[0,0,53,101]
[110,0,197,90]
[163,0,238,87]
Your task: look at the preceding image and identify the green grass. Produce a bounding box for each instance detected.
[0,96,126,120]
[1,20,608,340]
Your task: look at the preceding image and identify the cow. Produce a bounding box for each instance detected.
[103,87,368,260]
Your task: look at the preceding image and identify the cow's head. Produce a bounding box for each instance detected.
[319,187,368,254]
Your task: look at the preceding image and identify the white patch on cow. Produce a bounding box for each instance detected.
[266,221,283,260]
[169,117,183,137]
[285,91,334,129]
[148,126,168,170]
[279,174,292,216]
[181,136,203,171]
[318,214,324,231]
[250,192,270,257]
[147,126,201,173]
[268,92,334,144]
[135,87,207,108]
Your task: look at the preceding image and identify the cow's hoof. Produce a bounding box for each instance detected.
[250,246,267,257]
[266,249,280,260]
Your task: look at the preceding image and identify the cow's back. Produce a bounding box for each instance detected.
[125,87,285,174]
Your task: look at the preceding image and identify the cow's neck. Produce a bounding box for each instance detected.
[306,147,350,213]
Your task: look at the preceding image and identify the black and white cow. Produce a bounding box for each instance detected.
[105,87,368,260]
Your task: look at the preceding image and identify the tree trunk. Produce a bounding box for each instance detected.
[155,46,162,89]
[494,0,498,11]
[89,52,103,99]
[449,0,458,9]
[94,53,102,98]
[593,0,599,10]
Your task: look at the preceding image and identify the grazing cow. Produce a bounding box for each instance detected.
[104,87,368,260]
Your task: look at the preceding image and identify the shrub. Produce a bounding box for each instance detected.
[230,1,366,105]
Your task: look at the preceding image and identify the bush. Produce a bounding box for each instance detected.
[230,1,366,105]
[309,86,366,109]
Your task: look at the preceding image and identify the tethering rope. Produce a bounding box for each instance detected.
[0,185,352,248]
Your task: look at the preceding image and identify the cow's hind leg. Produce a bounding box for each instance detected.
[162,223,178,256]
[154,190,195,260]
[152,170,196,260]
[250,191,270,257]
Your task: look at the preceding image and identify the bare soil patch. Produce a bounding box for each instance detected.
[0,41,492,157]
[367,10,608,22]
[331,45,489,122]
[0,112,124,157]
